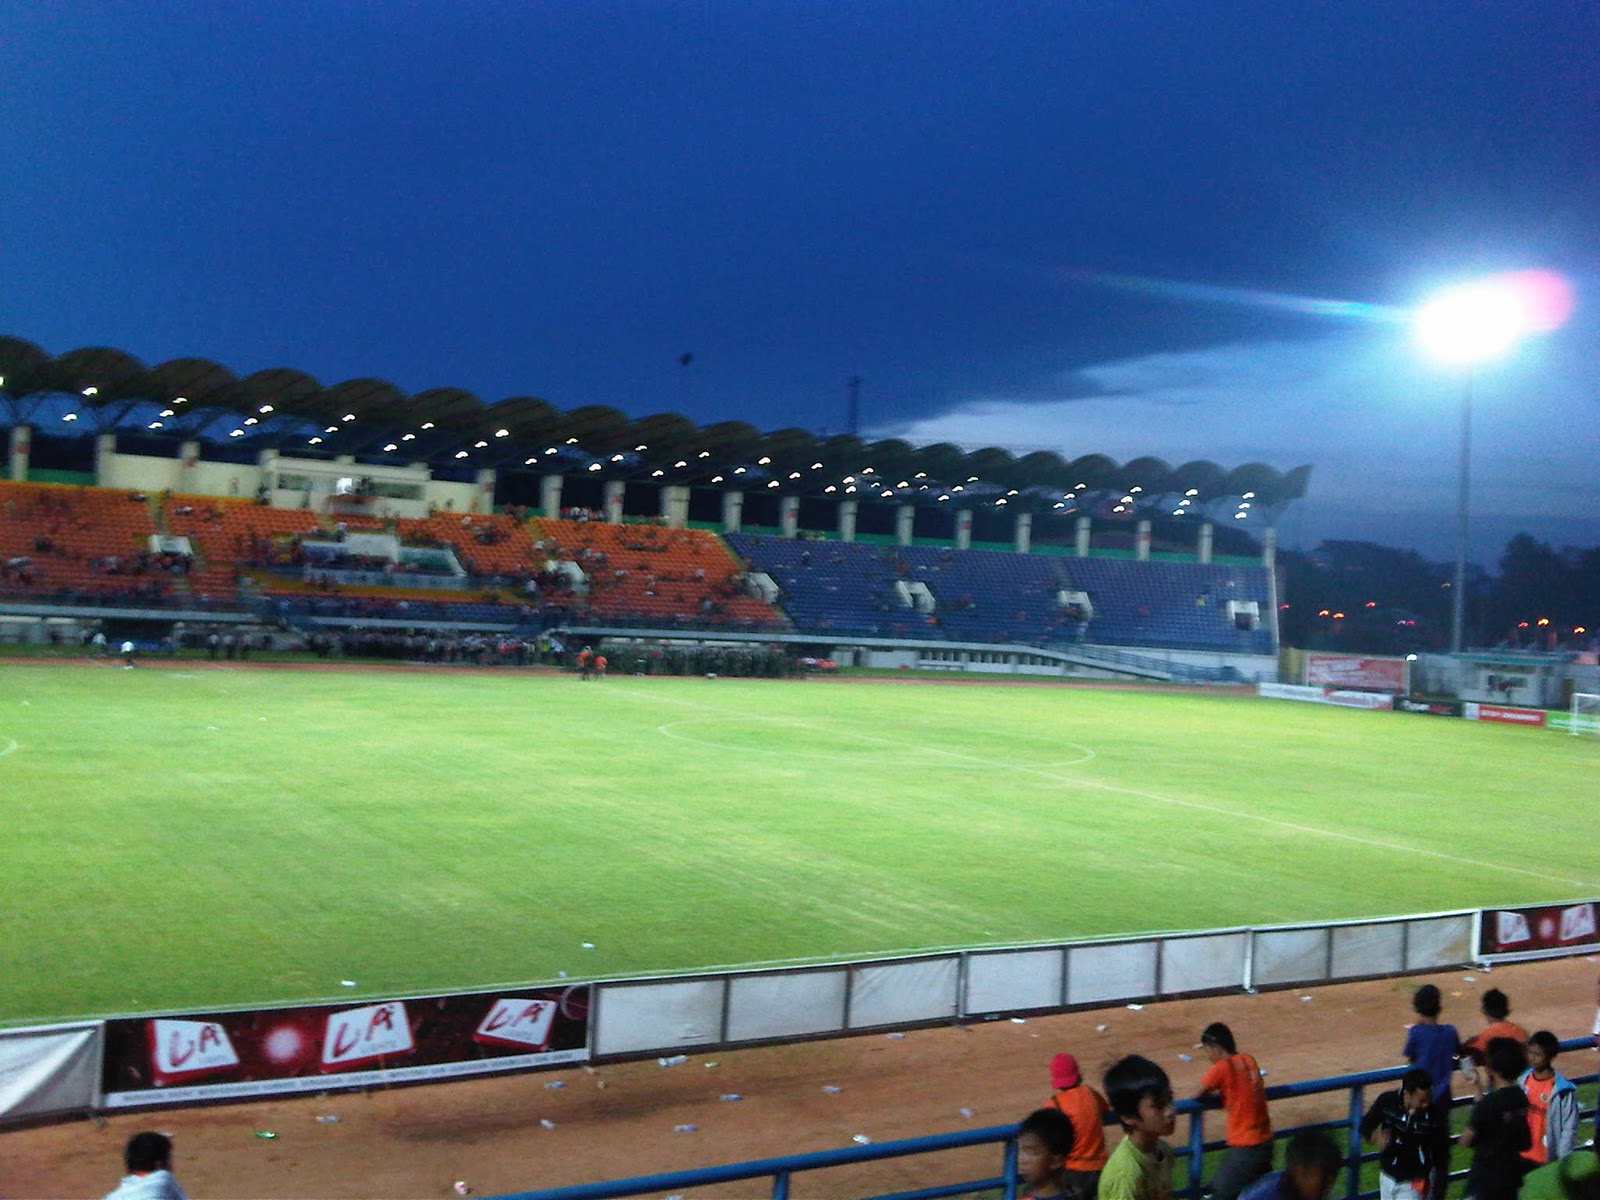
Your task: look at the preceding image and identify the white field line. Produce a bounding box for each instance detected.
[604,680,1600,892]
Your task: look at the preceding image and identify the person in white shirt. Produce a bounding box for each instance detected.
[120,640,137,668]
[104,1132,187,1200]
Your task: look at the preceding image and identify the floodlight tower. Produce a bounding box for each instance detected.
[1414,271,1571,653]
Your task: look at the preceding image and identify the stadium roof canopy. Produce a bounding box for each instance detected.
[0,336,1311,518]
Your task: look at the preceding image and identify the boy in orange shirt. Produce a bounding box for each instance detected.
[1194,1022,1274,1200]
[1464,989,1530,1097]
[1045,1052,1110,1200]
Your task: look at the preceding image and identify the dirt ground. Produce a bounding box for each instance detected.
[5,957,1596,1200]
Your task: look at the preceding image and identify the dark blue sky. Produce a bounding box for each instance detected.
[3,1,1596,558]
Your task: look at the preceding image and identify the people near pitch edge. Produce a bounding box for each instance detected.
[1405,984,1463,1200]
[1045,1052,1110,1200]
[1465,990,1531,1096]
[1460,1039,1532,1200]
[1097,1054,1176,1200]
[1520,1032,1580,1167]
[576,646,593,679]
[1017,1107,1078,1200]
[1192,1022,1274,1200]
[1361,1067,1440,1200]
[104,1131,187,1200]
[1237,1130,1343,1200]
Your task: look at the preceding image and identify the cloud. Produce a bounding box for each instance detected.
[874,330,1599,559]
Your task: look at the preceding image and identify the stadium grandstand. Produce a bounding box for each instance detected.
[0,337,1307,676]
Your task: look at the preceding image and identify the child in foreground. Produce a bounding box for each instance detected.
[1099,1054,1178,1200]
[1016,1107,1077,1200]
[1520,1031,1580,1166]
[1238,1130,1344,1200]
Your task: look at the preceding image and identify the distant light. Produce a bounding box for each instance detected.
[1240,502,1251,509]
[495,428,510,438]
[62,412,78,421]
[1114,505,1126,513]
[845,485,857,493]
[1333,611,1345,619]
[455,450,469,459]
[1179,498,1191,506]
[567,437,579,444]
[173,396,187,404]
[938,494,950,502]
[635,444,647,451]
[325,425,339,433]
[698,450,711,458]
[1576,626,1588,634]
[588,462,602,471]
[824,485,837,493]
[421,422,435,430]
[1185,488,1199,497]
[402,433,415,441]
[843,475,855,484]
[1318,609,1330,617]
[1172,509,1184,516]
[1517,621,1529,628]
[1537,617,1550,626]
[1007,489,1019,496]
[474,440,488,448]
[342,413,355,422]
[259,404,274,414]
[881,490,894,498]
[655,470,667,478]
[674,460,687,468]
[148,421,163,429]
[525,457,538,465]
[767,480,780,488]
[1054,502,1065,509]
[1415,269,1573,365]
[611,454,624,462]
[789,472,801,480]
[82,386,98,396]
[228,429,244,438]
[1242,491,1256,499]
[1365,600,1377,608]
[243,417,258,425]
[1120,495,1133,504]
[710,474,723,483]
[309,437,323,445]
[159,409,175,417]
[546,446,559,454]
[995,497,1008,506]
[383,443,398,452]
[757,456,771,465]
[734,466,746,474]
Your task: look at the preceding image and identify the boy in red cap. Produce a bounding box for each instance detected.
[1046,1051,1110,1200]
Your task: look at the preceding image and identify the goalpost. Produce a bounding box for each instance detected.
[1573,693,1600,735]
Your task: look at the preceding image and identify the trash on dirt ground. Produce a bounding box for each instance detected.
[1010,1017,1027,1024]
[254,1131,277,1139]
[454,1183,471,1196]
[822,1085,843,1094]
[959,1107,974,1119]
[1177,1053,1193,1062]
[852,1134,872,1145]
[1463,975,1477,982]
[886,1032,906,1039]
[719,1093,743,1102]
[1096,1024,1109,1032]
[658,1054,688,1067]
[539,1119,557,1130]
[544,1081,565,1089]
[704,1061,719,1068]
[1300,996,1313,1003]
[1126,1003,1144,1011]
[673,1124,697,1134]
[314,1114,341,1123]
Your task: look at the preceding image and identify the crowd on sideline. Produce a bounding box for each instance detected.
[100,979,1598,1200]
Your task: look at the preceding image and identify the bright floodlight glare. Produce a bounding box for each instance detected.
[1414,269,1574,365]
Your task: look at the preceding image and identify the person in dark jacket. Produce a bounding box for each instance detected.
[1460,1039,1532,1200]
[1361,1068,1440,1200]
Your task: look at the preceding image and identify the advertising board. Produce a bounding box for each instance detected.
[1305,654,1406,693]
[1478,901,1599,959]
[102,986,589,1109]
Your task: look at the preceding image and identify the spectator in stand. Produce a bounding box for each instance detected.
[1465,990,1531,1096]
[1043,1052,1109,1200]
[1405,984,1463,1200]
[1015,1107,1076,1200]
[1460,1039,1532,1200]
[104,1131,187,1200]
[1238,1130,1344,1200]
[1193,1022,1274,1200]
[1098,1054,1177,1200]
[1361,1067,1439,1200]
[1520,1032,1579,1167]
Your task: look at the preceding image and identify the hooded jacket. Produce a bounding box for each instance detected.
[1518,1068,1579,1161]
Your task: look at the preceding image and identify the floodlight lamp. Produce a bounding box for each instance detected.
[1414,270,1572,366]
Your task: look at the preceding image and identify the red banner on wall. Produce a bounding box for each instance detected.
[1478,901,1599,957]
[1304,653,1407,693]
[1465,703,1547,727]
[103,985,589,1109]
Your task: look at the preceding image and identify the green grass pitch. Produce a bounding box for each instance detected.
[1,663,1595,1025]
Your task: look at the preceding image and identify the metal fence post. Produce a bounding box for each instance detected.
[1187,1108,1207,1200]
[1002,1135,1019,1200]
[1346,1085,1364,1200]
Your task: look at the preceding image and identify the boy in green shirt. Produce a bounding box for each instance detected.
[1099,1054,1179,1200]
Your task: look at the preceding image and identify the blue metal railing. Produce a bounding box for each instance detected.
[490,1040,1597,1200]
